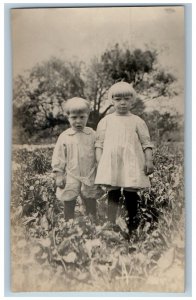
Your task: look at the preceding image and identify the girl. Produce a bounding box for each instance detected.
[95,82,154,233]
[52,97,102,221]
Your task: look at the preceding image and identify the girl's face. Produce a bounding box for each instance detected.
[112,94,134,115]
[68,111,89,131]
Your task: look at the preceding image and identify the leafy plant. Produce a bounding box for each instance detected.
[11,143,184,292]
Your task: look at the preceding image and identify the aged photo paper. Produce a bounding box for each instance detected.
[10,6,185,292]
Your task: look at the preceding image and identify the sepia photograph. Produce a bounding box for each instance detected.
[10,6,185,293]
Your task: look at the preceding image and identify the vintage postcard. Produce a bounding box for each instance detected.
[10,6,185,292]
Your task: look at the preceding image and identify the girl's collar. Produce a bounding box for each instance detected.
[114,112,132,116]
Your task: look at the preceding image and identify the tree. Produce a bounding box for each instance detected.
[101,44,157,84]
[13,45,180,143]
[85,44,177,127]
[13,57,85,142]
[84,57,114,128]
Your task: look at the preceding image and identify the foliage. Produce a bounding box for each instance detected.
[100,44,156,84]
[141,111,182,142]
[13,57,84,141]
[11,143,184,292]
[13,44,180,142]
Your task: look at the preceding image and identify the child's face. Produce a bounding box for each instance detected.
[68,111,89,131]
[112,94,134,115]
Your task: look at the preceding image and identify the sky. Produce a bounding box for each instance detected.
[11,6,184,80]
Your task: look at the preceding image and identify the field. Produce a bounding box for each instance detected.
[10,143,184,292]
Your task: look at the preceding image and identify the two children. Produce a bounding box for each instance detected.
[52,82,154,233]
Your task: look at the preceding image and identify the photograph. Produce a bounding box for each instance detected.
[10,6,185,292]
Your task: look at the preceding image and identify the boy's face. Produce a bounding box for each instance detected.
[68,111,89,131]
[112,94,134,115]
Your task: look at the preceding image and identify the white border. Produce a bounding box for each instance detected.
[2,1,194,299]
[1,2,4,298]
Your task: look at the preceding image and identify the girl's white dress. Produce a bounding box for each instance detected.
[95,113,153,189]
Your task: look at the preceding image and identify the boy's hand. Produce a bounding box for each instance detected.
[56,174,66,189]
[144,160,154,176]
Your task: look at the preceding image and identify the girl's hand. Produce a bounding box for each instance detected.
[56,174,66,189]
[96,148,103,164]
[144,160,154,176]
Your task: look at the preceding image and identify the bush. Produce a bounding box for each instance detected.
[11,143,184,292]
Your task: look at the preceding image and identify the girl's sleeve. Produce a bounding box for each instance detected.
[95,117,107,149]
[51,134,67,173]
[136,117,154,150]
